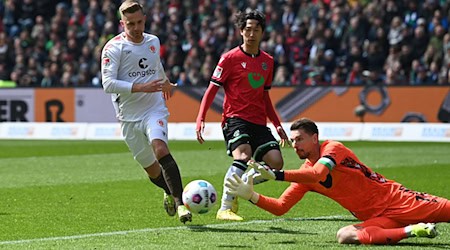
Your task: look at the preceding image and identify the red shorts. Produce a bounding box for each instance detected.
[356,188,450,228]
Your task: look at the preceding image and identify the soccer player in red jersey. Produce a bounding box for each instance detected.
[226,118,450,244]
[195,9,290,221]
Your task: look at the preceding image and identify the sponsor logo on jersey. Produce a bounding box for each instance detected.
[248,73,265,88]
[128,69,156,78]
[149,45,156,53]
[138,58,148,69]
[213,66,223,78]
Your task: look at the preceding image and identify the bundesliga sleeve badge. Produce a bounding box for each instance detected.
[213,66,223,78]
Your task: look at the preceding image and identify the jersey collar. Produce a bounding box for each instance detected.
[239,45,260,58]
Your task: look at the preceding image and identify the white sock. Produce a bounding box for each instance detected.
[220,165,245,210]
[404,225,413,237]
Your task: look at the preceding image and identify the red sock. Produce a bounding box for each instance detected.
[357,226,407,245]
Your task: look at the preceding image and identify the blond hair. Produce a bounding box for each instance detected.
[119,0,143,19]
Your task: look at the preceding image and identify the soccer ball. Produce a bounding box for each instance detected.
[182,180,217,214]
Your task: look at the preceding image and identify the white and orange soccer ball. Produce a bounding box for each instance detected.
[182,180,217,214]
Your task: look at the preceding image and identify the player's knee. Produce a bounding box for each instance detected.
[270,157,283,170]
[336,226,358,244]
[152,140,169,158]
[263,156,283,170]
[144,160,161,178]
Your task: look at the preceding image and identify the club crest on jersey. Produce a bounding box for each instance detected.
[102,57,111,67]
[157,119,164,127]
[241,62,247,68]
[233,130,240,138]
[149,45,156,53]
[213,66,223,78]
[262,62,267,71]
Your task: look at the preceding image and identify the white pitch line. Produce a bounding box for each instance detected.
[0,215,348,245]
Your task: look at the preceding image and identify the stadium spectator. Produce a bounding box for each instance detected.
[226,117,450,245]
[1,0,449,86]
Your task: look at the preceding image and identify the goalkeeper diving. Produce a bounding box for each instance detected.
[226,118,450,245]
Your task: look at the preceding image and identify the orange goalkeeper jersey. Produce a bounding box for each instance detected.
[256,140,407,221]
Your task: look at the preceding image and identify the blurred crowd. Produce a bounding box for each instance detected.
[1,0,450,87]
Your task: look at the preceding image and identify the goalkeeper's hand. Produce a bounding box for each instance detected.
[225,173,255,201]
[247,161,276,181]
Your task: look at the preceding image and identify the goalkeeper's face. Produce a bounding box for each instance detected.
[121,11,146,43]
[290,129,318,160]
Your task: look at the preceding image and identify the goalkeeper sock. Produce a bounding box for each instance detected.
[356,226,406,244]
[220,160,246,210]
[159,154,184,206]
[149,170,171,195]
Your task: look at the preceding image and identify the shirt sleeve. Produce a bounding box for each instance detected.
[101,42,133,94]
[210,56,228,86]
[283,163,329,184]
[255,182,308,216]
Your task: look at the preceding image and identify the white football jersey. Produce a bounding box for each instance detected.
[101,33,168,121]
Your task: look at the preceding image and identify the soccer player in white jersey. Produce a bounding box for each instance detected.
[101,0,191,223]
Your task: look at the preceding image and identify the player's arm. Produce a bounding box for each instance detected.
[252,157,333,184]
[133,64,172,94]
[255,183,307,216]
[263,91,290,147]
[195,83,220,143]
[278,157,333,183]
[101,43,134,94]
[226,173,307,216]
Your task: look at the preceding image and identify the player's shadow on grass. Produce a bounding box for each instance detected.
[397,242,450,249]
[186,225,316,236]
[286,217,358,222]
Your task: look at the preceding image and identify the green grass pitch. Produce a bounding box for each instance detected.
[0,139,449,249]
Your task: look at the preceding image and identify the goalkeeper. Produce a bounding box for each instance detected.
[226,118,450,245]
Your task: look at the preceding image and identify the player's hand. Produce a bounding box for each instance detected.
[225,173,255,200]
[162,80,177,100]
[247,160,276,180]
[133,79,164,93]
[277,126,291,147]
[196,120,205,144]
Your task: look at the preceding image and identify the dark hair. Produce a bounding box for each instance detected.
[290,118,319,135]
[234,9,266,32]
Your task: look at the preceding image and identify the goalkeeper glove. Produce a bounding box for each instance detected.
[225,173,255,201]
[247,161,276,180]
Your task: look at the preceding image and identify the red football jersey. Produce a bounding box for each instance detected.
[211,46,274,125]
